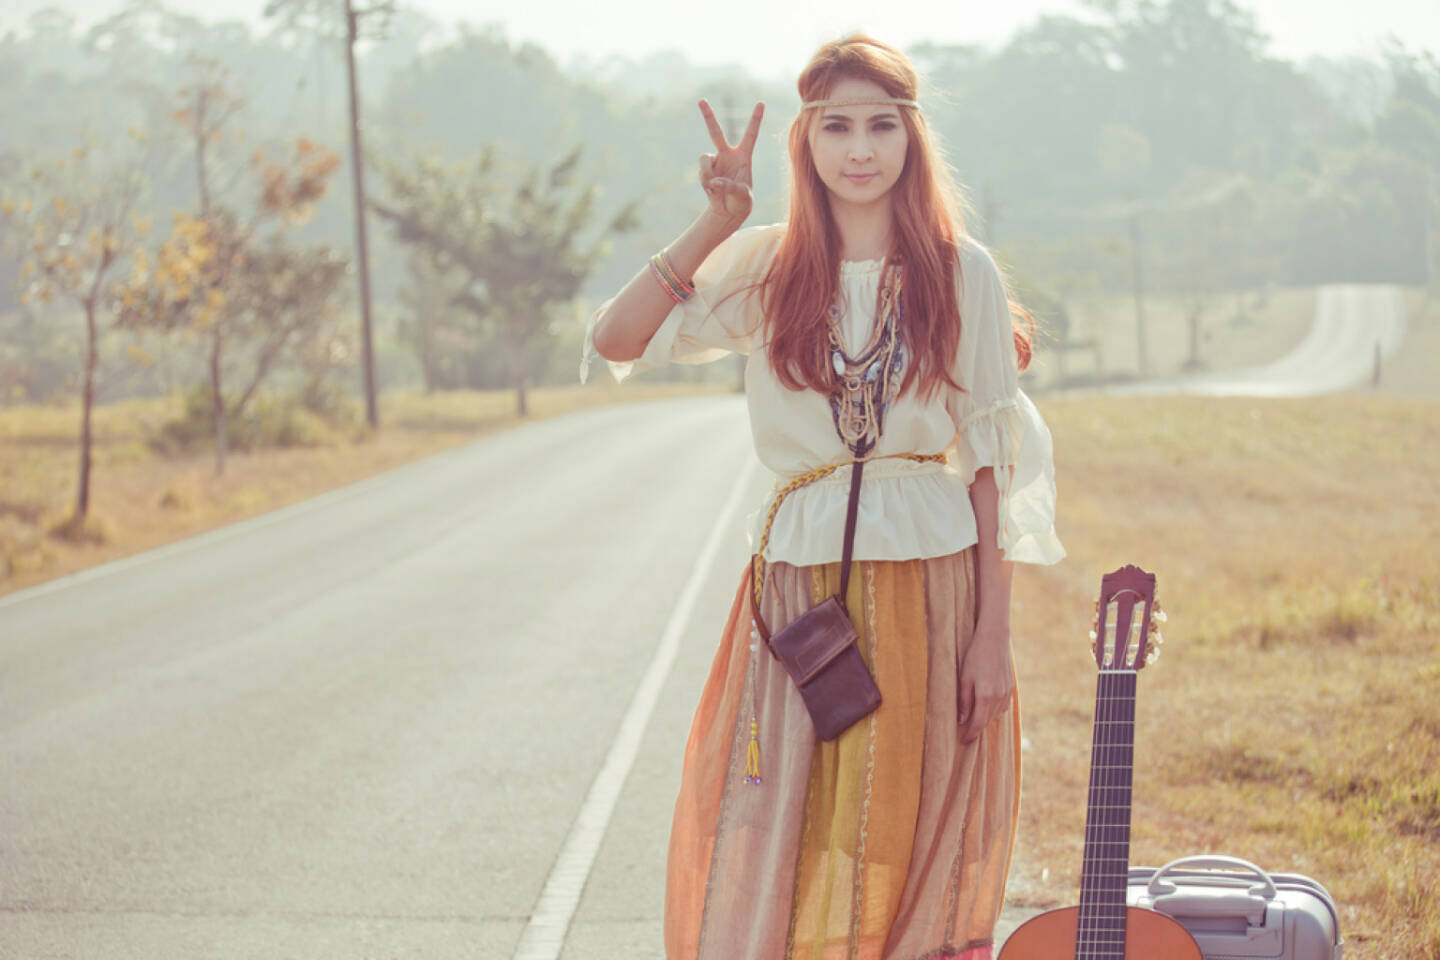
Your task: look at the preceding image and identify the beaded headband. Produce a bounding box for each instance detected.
[800,96,920,110]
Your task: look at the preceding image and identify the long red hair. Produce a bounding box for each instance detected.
[752,33,1032,400]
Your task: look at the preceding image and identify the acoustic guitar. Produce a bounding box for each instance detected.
[998,564,1201,960]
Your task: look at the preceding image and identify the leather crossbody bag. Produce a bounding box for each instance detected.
[747,261,912,744]
[752,457,881,741]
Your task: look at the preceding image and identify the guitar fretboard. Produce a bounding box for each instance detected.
[1075,670,1136,960]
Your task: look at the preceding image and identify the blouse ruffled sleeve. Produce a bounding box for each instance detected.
[579,222,781,385]
[946,240,1065,565]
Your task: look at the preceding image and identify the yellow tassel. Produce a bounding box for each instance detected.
[745,718,762,785]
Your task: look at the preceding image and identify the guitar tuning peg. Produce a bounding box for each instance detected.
[1145,646,1161,665]
[1152,632,1164,646]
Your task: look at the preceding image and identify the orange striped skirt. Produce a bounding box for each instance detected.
[665,547,1021,960]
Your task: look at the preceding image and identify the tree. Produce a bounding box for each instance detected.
[1375,44,1440,290]
[372,145,640,414]
[116,138,343,471]
[224,235,351,423]
[394,248,472,392]
[1086,0,1271,174]
[174,53,247,219]
[0,134,149,526]
[1153,169,1265,369]
[117,60,343,474]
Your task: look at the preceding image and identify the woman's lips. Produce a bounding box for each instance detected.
[845,173,877,183]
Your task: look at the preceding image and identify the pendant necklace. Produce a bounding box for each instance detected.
[826,261,907,457]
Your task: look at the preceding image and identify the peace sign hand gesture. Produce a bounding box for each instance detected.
[697,99,765,226]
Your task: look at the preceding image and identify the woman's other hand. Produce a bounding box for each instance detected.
[958,613,1014,743]
[697,99,764,225]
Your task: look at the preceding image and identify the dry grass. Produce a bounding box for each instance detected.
[0,381,728,596]
[1010,393,1440,959]
[1381,288,1440,396]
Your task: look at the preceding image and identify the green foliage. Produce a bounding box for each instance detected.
[295,371,362,426]
[393,249,481,391]
[372,143,641,407]
[151,382,359,454]
[110,52,347,473]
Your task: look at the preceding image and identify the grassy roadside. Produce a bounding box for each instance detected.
[0,381,729,597]
[1010,393,1440,959]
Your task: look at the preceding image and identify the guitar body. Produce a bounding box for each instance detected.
[998,906,1202,960]
[998,566,1195,960]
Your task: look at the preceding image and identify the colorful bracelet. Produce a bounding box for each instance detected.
[649,257,689,304]
[658,248,696,296]
[651,248,697,303]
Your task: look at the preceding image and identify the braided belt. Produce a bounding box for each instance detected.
[750,451,948,610]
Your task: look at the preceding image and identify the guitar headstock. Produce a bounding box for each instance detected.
[1089,564,1166,670]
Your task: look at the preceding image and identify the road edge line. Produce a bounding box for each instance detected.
[510,452,759,960]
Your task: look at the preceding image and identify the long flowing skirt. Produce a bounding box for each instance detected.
[665,547,1021,960]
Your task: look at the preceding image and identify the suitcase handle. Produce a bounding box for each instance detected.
[1146,855,1279,900]
[1153,893,1269,926]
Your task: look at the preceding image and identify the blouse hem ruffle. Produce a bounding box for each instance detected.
[747,467,981,567]
[958,389,1065,566]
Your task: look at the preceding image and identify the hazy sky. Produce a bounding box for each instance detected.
[5,0,1436,81]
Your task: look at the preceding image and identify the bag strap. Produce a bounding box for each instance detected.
[839,456,864,603]
[751,456,863,648]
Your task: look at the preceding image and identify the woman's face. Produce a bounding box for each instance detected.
[807,76,910,211]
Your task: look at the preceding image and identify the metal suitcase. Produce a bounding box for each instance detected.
[1127,856,1342,960]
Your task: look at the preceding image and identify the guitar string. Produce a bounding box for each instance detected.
[1093,602,1116,956]
[1081,610,1107,959]
[1088,673,1120,956]
[1082,664,1098,959]
[1080,607,1102,958]
[1080,600,1144,958]
[1101,626,1134,954]
[1111,673,1134,954]
[1106,666,1119,949]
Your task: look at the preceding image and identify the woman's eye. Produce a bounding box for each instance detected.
[824,122,895,132]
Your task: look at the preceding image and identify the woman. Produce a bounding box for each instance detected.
[581,33,1064,960]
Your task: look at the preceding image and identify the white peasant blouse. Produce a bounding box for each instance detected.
[579,221,1064,567]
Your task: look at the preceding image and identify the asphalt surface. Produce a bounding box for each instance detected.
[1,395,771,960]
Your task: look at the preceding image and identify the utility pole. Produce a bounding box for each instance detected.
[1129,195,1149,378]
[344,0,387,429]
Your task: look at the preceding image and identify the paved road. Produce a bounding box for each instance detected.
[0,395,774,960]
[1097,284,1407,396]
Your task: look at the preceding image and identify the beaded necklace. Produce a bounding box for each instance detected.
[826,260,907,457]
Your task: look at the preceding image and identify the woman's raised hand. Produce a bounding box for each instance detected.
[697,99,764,225]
